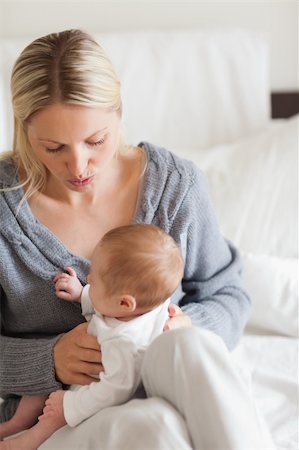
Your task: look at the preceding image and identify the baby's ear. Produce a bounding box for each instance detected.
[119,294,136,312]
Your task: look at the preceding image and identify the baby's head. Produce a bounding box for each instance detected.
[87,224,184,319]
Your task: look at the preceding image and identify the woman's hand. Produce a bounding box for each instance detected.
[163,304,192,332]
[53,322,103,386]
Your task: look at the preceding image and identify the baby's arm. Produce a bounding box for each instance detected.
[54,267,83,302]
[63,337,139,427]
[54,268,94,321]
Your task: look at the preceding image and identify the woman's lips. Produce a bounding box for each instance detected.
[68,175,95,187]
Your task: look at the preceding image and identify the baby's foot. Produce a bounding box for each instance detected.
[0,436,36,450]
[0,439,12,450]
[0,421,31,440]
[0,423,20,441]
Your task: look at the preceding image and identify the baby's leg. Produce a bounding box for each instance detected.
[0,395,48,439]
[0,416,64,450]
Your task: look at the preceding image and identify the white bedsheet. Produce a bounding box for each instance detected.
[233,334,298,450]
[174,115,298,450]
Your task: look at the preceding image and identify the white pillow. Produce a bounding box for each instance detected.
[242,253,298,337]
[175,115,298,258]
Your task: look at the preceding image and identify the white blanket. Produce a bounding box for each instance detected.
[233,335,298,450]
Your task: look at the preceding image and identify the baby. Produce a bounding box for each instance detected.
[0,224,184,450]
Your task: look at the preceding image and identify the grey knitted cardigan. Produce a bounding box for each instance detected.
[0,141,250,419]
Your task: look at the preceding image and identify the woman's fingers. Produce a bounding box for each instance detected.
[77,345,102,364]
[53,322,102,385]
[78,331,102,354]
[163,304,192,331]
[168,303,181,317]
[65,372,102,386]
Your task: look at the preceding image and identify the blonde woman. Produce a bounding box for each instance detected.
[0,30,274,450]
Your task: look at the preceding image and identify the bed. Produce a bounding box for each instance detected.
[0,30,298,450]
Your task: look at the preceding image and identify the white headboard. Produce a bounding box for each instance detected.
[0,0,297,92]
[0,29,270,152]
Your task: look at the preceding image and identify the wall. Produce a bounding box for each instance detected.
[0,0,298,91]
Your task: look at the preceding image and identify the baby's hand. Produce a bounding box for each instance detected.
[54,267,83,302]
[39,390,66,427]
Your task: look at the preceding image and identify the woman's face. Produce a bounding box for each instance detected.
[27,103,121,192]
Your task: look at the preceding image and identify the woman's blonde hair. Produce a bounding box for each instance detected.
[4,29,124,201]
[95,224,184,309]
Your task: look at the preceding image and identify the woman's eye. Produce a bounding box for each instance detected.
[88,138,105,147]
[45,138,105,153]
[45,145,64,153]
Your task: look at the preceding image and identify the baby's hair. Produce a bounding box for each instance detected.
[94,224,184,308]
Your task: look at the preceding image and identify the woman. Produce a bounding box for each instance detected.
[0,29,274,449]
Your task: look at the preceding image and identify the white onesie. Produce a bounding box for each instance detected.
[63,285,170,427]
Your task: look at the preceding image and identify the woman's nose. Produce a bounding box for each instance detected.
[67,149,88,177]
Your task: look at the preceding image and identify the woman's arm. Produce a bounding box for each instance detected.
[0,324,102,396]
[0,333,62,397]
[171,163,250,350]
[0,279,101,395]
[1,282,61,397]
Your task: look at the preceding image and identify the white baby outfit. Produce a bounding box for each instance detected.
[63,285,170,427]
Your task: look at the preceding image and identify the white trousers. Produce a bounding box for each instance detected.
[39,327,275,450]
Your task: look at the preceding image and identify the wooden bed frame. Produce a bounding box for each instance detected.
[271,91,299,118]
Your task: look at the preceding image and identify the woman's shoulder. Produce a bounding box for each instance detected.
[0,155,18,189]
[135,142,207,227]
[138,141,201,182]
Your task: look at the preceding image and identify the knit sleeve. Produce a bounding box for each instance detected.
[0,296,63,396]
[0,335,63,396]
[172,164,251,351]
